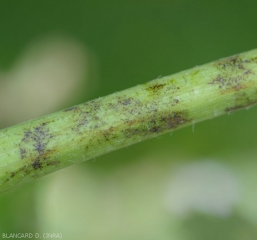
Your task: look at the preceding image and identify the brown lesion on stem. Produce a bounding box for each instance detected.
[63,99,102,134]
[4,150,60,184]
[208,55,256,93]
[20,123,54,160]
[217,55,245,70]
[146,83,166,95]
[4,122,60,183]
[122,110,191,138]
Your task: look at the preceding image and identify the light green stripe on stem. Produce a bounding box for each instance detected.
[1,49,257,193]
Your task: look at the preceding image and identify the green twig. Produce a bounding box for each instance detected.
[1,49,257,193]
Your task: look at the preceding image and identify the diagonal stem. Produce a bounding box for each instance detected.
[1,49,257,193]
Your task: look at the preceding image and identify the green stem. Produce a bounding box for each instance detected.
[1,49,257,193]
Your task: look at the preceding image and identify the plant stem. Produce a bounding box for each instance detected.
[1,49,257,193]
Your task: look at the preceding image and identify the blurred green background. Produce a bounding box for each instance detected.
[1,1,257,239]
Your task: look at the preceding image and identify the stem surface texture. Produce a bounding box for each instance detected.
[1,49,257,193]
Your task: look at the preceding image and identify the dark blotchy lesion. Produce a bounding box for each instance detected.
[146,83,166,94]
[217,55,245,70]
[21,123,53,157]
[32,158,42,170]
[117,97,133,106]
[208,55,255,93]
[208,75,243,91]
[20,148,26,159]
[208,76,226,86]
[18,122,57,173]
[4,123,60,183]
[10,172,15,178]
[67,100,102,134]
[122,110,190,138]
[160,111,188,129]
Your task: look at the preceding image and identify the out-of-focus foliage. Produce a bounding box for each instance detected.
[1,1,257,239]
